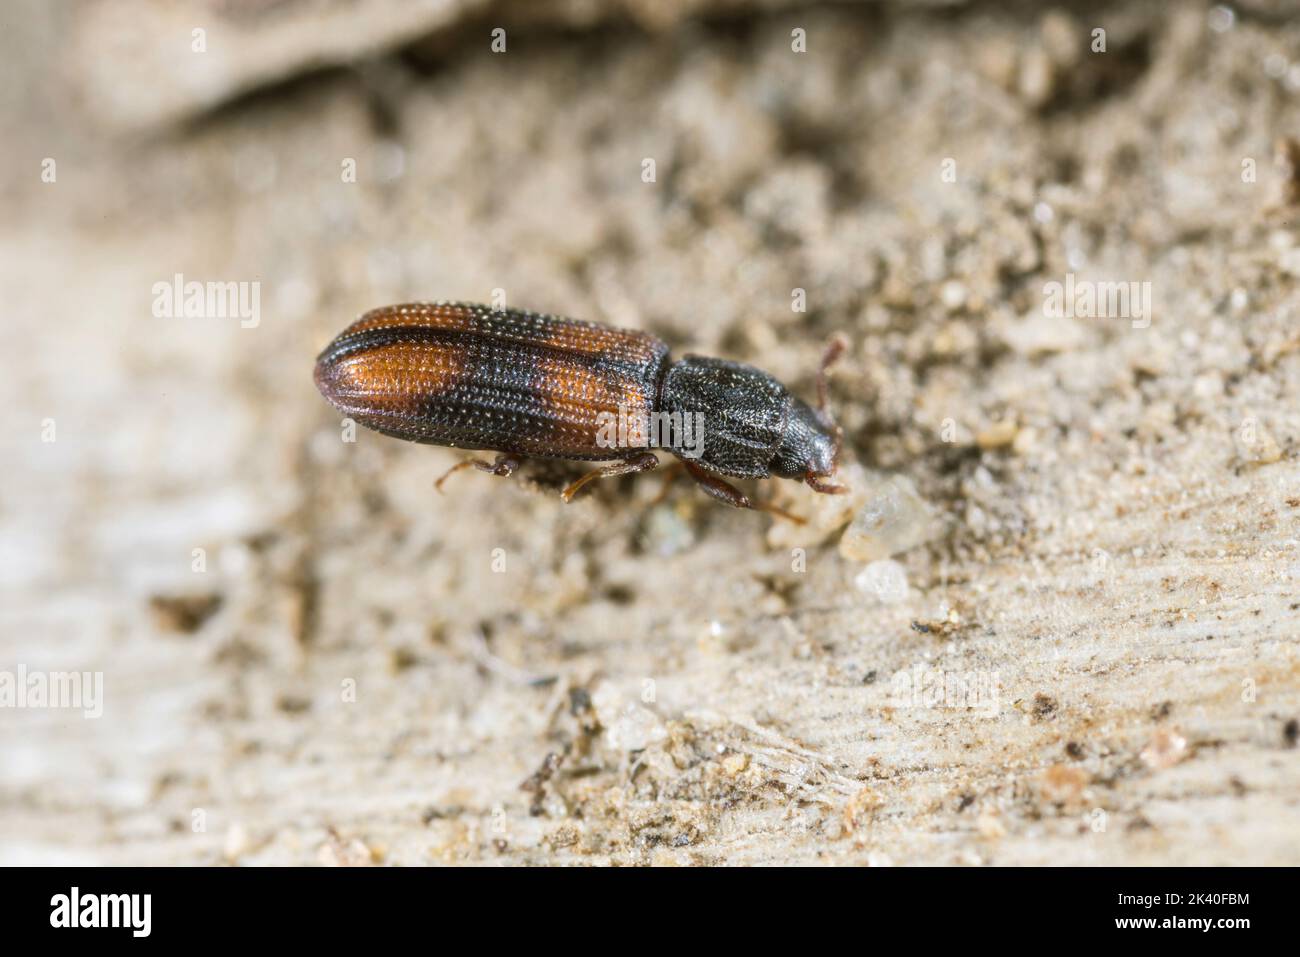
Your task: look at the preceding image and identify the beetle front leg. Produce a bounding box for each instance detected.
[560,452,659,502]
[683,461,753,508]
[683,462,806,524]
[805,470,847,495]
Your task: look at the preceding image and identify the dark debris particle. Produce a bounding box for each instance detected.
[421,805,463,824]
[521,749,566,817]
[1284,718,1298,748]
[521,751,563,792]
[1065,741,1086,760]
[276,694,312,715]
[603,583,636,605]
[862,670,878,684]
[1150,700,1173,721]
[568,687,592,715]
[909,616,965,638]
[1031,693,1058,720]
[389,646,419,672]
[149,592,223,633]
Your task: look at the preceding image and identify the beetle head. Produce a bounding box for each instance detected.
[771,398,838,481]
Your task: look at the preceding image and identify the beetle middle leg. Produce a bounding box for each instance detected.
[435,453,524,493]
[648,461,686,506]
[560,451,660,502]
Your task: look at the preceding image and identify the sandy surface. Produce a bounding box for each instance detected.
[1,0,1298,865]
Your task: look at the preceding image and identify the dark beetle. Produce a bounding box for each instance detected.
[313,302,847,513]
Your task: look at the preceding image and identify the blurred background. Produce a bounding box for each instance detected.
[1,0,1298,865]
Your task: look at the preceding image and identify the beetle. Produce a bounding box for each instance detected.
[313,302,847,513]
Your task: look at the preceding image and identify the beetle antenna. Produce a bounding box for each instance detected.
[814,334,849,487]
[816,333,848,416]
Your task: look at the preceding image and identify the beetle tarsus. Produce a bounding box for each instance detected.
[435,453,522,493]
[561,452,660,502]
[758,501,807,525]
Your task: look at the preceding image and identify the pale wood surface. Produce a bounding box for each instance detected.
[1,0,1297,866]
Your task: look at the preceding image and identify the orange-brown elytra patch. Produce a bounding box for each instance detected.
[342,302,655,353]
[524,352,658,457]
[315,338,464,419]
[343,302,478,337]
[540,320,663,364]
[339,302,664,372]
[533,320,666,454]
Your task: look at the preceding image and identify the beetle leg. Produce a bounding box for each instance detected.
[648,461,685,506]
[805,471,848,495]
[682,461,751,508]
[478,453,524,477]
[560,451,659,503]
[435,453,523,493]
[758,500,807,524]
[682,462,806,524]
